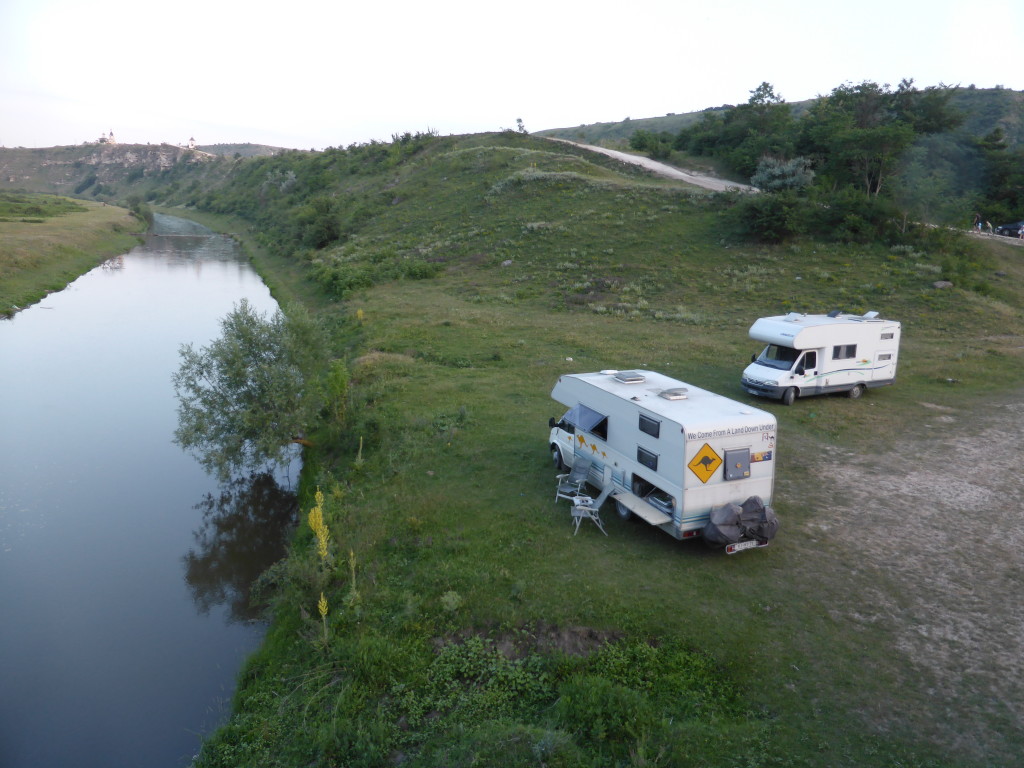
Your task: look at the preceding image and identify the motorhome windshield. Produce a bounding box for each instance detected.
[756,344,800,371]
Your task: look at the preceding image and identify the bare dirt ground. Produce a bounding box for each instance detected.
[797,394,1024,762]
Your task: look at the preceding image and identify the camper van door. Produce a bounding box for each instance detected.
[794,349,820,394]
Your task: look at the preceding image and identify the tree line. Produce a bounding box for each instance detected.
[629,80,1024,241]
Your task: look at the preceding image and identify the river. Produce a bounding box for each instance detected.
[0,215,296,767]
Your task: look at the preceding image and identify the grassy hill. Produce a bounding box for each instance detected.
[129,132,1024,767]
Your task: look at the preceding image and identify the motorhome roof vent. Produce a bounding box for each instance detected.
[614,370,646,384]
[659,387,689,400]
[863,311,879,319]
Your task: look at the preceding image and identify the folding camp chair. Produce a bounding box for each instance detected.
[571,485,612,536]
[555,457,592,503]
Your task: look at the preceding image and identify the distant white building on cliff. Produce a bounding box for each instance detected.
[97,130,116,145]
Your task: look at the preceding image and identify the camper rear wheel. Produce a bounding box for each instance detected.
[616,500,633,521]
[551,446,567,471]
[848,384,865,399]
[618,476,647,520]
[781,387,797,406]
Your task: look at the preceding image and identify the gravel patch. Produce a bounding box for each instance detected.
[805,396,1024,761]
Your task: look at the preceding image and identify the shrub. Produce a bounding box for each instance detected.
[721,189,809,243]
[751,156,815,191]
[555,674,659,743]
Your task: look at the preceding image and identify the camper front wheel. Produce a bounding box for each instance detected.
[551,446,567,471]
[782,387,797,406]
[848,384,865,399]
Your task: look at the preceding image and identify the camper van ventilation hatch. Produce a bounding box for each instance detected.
[614,370,646,384]
[659,387,689,401]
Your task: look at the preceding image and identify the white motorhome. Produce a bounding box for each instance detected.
[549,370,777,552]
[741,311,901,406]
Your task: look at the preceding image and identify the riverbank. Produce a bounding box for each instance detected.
[0,196,143,317]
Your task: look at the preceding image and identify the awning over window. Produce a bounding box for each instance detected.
[564,404,606,432]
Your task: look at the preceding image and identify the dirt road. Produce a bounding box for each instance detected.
[547,138,757,192]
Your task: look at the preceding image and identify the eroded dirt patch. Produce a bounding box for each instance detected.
[805,395,1024,760]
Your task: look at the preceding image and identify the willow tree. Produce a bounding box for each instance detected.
[172,299,334,481]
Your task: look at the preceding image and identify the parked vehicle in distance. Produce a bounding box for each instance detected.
[741,310,901,405]
[994,220,1023,237]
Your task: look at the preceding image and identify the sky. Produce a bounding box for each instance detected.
[2,0,1022,150]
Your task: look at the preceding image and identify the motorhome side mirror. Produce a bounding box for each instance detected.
[751,353,756,363]
[549,417,557,428]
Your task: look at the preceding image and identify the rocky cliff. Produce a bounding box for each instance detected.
[0,143,216,196]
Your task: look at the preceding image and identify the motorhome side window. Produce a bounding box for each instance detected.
[832,344,857,360]
[637,447,658,471]
[638,414,660,438]
[881,332,894,340]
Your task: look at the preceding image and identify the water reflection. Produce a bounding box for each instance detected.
[184,471,298,622]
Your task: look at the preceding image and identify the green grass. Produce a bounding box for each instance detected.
[156,134,1023,766]
[0,194,142,316]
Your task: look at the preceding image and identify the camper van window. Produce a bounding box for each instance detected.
[881,332,895,340]
[756,344,801,371]
[878,353,892,361]
[832,344,857,360]
[637,447,658,471]
[638,414,661,438]
[798,351,817,371]
[565,403,607,439]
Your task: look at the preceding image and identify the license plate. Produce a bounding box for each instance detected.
[726,539,765,554]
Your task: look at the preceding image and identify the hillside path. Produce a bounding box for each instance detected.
[546,138,757,192]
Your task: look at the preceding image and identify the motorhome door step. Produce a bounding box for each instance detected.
[610,492,673,526]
